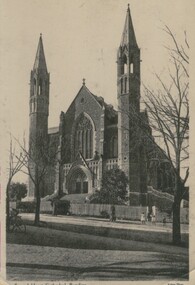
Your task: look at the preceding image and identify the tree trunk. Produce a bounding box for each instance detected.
[34,185,41,225]
[172,197,181,245]
[172,175,182,245]
[6,181,11,231]
[58,163,62,196]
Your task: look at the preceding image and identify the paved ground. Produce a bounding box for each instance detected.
[20,213,189,245]
[21,213,189,233]
[7,225,189,281]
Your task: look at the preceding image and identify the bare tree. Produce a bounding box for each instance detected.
[15,134,58,225]
[144,26,189,245]
[6,137,25,230]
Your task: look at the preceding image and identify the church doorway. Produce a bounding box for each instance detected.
[75,181,88,193]
[67,166,92,194]
[83,181,88,193]
[75,176,88,193]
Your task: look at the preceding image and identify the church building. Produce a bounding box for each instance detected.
[28,6,174,206]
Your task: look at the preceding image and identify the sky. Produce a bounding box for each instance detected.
[0,0,193,183]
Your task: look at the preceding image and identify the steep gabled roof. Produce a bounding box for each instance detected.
[65,83,117,117]
[120,4,138,48]
[33,34,48,72]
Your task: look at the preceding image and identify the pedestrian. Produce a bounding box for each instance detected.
[163,217,166,226]
[147,212,151,222]
[151,214,156,225]
[141,212,145,224]
[110,205,116,222]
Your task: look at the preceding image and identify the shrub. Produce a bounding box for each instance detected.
[100,210,110,219]
[9,182,27,201]
[90,168,128,205]
[89,192,102,204]
[17,201,36,213]
[52,199,70,215]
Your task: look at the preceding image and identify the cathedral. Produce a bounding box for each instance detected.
[28,6,174,206]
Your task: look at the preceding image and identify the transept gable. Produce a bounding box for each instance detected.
[65,84,103,115]
[65,84,117,122]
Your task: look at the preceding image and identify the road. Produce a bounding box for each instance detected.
[7,225,189,281]
[21,213,189,233]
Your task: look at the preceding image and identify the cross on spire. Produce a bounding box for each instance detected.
[82,78,86,85]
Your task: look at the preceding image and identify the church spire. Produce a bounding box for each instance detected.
[120,4,138,48]
[33,33,47,72]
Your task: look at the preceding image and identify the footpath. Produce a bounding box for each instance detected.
[21,213,189,246]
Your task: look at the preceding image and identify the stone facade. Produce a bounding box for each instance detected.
[28,6,174,205]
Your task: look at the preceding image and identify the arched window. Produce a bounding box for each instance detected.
[109,136,118,158]
[121,54,127,75]
[124,63,128,74]
[113,137,118,157]
[130,62,134,73]
[88,129,93,159]
[82,130,85,157]
[33,99,36,112]
[121,78,123,94]
[124,77,127,93]
[38,79,42,95]
[34,78,36,95]
[78,131,82,152]
[74,114,94,159]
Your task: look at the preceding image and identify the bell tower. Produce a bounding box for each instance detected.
[28,34,50,198]
[117,5,143,205]
[117,4,140,111]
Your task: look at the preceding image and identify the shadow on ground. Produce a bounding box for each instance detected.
[7,225,188,254]
[6,225,189,281]
[6,261,189,281]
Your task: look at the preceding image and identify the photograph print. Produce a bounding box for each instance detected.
[0,0,192,283]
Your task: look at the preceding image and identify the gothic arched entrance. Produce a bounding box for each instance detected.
[67,166,93,194]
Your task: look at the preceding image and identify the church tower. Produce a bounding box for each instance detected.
[28,34,50,198]
[117,5,143,205]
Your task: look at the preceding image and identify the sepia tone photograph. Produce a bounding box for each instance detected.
[0,0,193,283]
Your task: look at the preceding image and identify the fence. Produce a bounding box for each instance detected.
[40,201,147,220]
[70,203,147,221]
[40,201,53,213]
[40,201,189,223]
[156,207,189,224]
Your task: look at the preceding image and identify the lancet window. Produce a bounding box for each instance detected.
[74,114,94,159]
[109,136,118,158]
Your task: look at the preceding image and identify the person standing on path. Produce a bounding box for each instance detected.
[147,212,151,222]
[163,217,166,226]
[110,205,116,222]
[141,212,146,224]
[151,214,156,225]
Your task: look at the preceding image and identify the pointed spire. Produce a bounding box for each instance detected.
[33,33,48,72]
[120,4,138,47]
